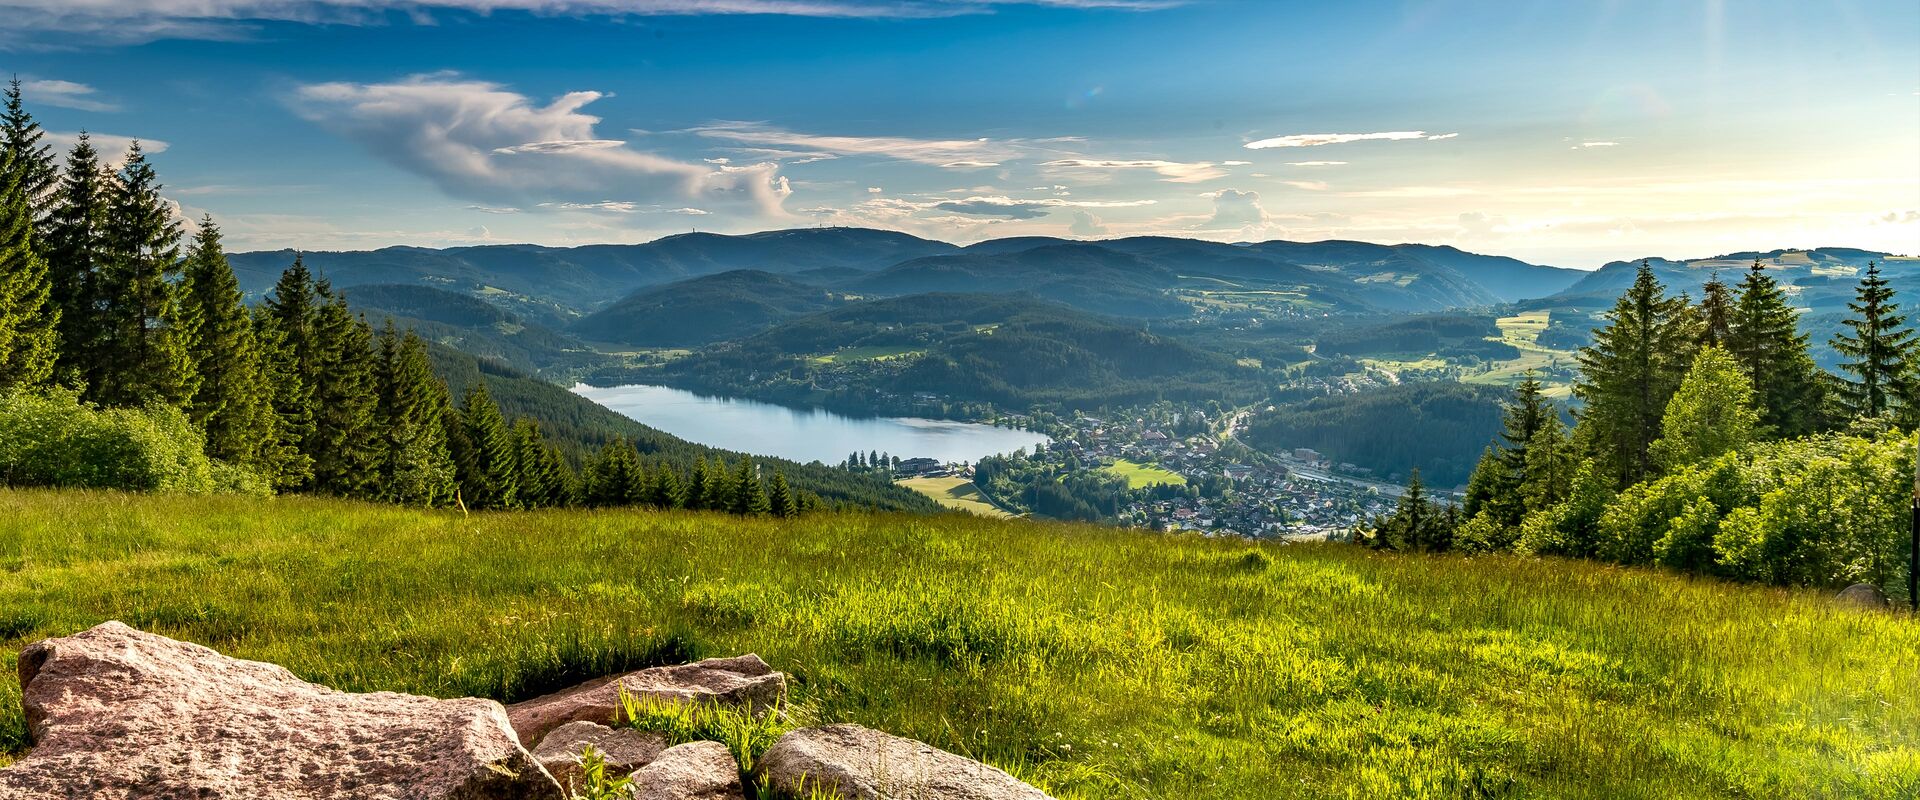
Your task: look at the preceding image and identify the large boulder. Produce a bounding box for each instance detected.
[0,621,561,800]
[1835,583,1894,610]
[757,724,1052,800]
[629,741,744,800]
[507,654,785,746]
[532,720,668,792]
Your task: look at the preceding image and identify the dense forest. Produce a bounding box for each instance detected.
[1240,382,1509,485]
[1367,259,1919,602]
[0,82,927,515]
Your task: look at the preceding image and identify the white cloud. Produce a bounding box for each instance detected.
[939,160,1002,169]
[20,79,118,111]
[1286,161,1346,167]
[1280,180,1327,191]
[291,74,790,217]
[44,131,166,167]
[1068,209,1108,236]
[1244,131,1452,149]
[1574,141,1619,149]
[466,205,522,214]
[1204,188,1269,230]
[1038,158,1227,183]
[690,121,1012,167]
[931,194,1156,219]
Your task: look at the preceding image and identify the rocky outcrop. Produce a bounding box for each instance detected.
[757,724,1052,800]
[629,741,745,800]
[1835,583,1894,610]
[0,621,562,800]
[532,720,669,791]
[507,654,785,746]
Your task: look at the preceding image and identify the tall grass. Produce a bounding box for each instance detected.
[0,488,1914,798]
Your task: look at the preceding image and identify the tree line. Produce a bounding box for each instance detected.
[0,80,809,517]
[1364,257,1918,597]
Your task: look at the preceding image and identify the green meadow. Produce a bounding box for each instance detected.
[1,488,1915,799]
[1102,458,1188,489]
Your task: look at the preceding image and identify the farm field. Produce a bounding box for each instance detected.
[896,476,1017,519]
[1102,458,1189,489]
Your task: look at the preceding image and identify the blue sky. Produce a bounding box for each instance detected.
[4,0,1917,266]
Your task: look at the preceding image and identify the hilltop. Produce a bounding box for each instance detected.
[0,488,1912,799]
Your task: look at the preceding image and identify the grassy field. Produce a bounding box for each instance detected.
[896,476,1016,519]
[807,346,925,365]
[1,489,1917,798]
[1102,458,1188,489]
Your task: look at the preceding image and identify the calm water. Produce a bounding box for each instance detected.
[573,384,1051,465]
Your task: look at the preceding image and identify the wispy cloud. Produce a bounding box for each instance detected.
[1038,158,1228,183]
[44,132,166,167]
[20,79,118,111]
[1285,161,1346,167]
[690,121,1012,167]
[1573,141,1619,149]
[291,74,790,217]
[1244,131,1455,149]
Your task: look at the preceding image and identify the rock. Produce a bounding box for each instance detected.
[1835,583,1894,610]
[0,621,561,800]
[628,741,744,800]
[757,724,1052,800]
[507,654,785,746]
[532,721,668,792]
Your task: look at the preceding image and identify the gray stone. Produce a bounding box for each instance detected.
[533,720,668,793]
[629,741,744,800]
[506,654,785,746]
[757,724,1052,800]
[1835,583,1894,610]
[0,621,561,800]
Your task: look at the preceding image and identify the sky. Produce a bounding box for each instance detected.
[3,0,1917,268]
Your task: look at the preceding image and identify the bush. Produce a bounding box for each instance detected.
[0,390,222,494]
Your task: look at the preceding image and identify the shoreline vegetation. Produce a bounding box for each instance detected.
[1,488,1914,798]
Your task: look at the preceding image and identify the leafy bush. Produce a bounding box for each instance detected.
[0,390,220,493]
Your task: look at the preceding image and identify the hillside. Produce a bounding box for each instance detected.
[852,244,1191,317]
[2,489,1913,799]
[571,270,843,347]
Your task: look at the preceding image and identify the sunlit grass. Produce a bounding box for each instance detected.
[1102,458,1187,489]
[896,476,1017,519]
[0,488,1915,798]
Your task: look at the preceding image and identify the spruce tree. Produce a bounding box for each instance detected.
[648,462,682,509]
[1831,261,1914,420]
[511,418,573,509]
[1697,272,1732,348]
[458,382,518,510]
[374,324,456,505]
[768,472,797,518]
[177,217,273,465]
[1725,259,1825,437]
[42,133,113,394]
[307,290,379,496]
[586,439,642,507]
[1573,261,1698,488]
[1,78,56,237]
[729,458,769,515]
[1518,414,1574,512]
[251,305,311,489]
[98,141,192,408]
[684,457,710,511]
[0,143,56,390]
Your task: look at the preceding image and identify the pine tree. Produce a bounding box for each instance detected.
[42,133,114,395]
[1,78,56,237]
[767,472,797,518]
[1518,414,1574,511]
[177,217,273,465]
[97,141,192,408]
[1831,261,1914,420]
[647,462,682,509]
[307,290,379,496]
[458,382,518,510]
[1651,345,1759,470]
[1725,259,1825,438]
[684,457,710,511]
[0,141,55,391]
[1573,261,1699,488]
[373,324,456,505]
[1460,445,1504,520]
[586,439,643,507]
[1368,469,1443,552]
[1698,272,1732,348]
[251,305,311,489]
[729,458,769,515]
[511,418,573,509]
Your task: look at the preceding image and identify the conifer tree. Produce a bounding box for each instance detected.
[1831,261,1914,420]
[768,472,797,518]
[1725,259,1824,437]
[251,305,312,489]
[1460,445,1504,520]
[373,324,456,505]
[307,289,378,496]
[1651,346,1759,470]
[704,457,735,510]
[43,133,114,394]
[1367,469,1447,552]
[586,439,643,507]
[177,217,273,465]
[647,462,682,509]
[1573,262,1698,488]
[684,457,710,511]
[0,143,56,390]
[1519,414,1574,511]
[2,78,56,239]
[511,418,573,509]
[1697,272,1732,348]
[729,458,769,515]
[97,141,192,408]
[458,382,518,510]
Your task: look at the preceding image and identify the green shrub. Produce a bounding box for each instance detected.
[0,390,217,494]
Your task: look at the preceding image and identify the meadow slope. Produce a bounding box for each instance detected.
[0,489,1914,798]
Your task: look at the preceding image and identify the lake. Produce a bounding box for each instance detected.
[573,384,1051,465]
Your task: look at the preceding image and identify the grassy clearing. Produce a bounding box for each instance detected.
[897,476,1016,519]
[807,346,925,365]
[0,489,1916,798]
[1102,459,1188,489]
